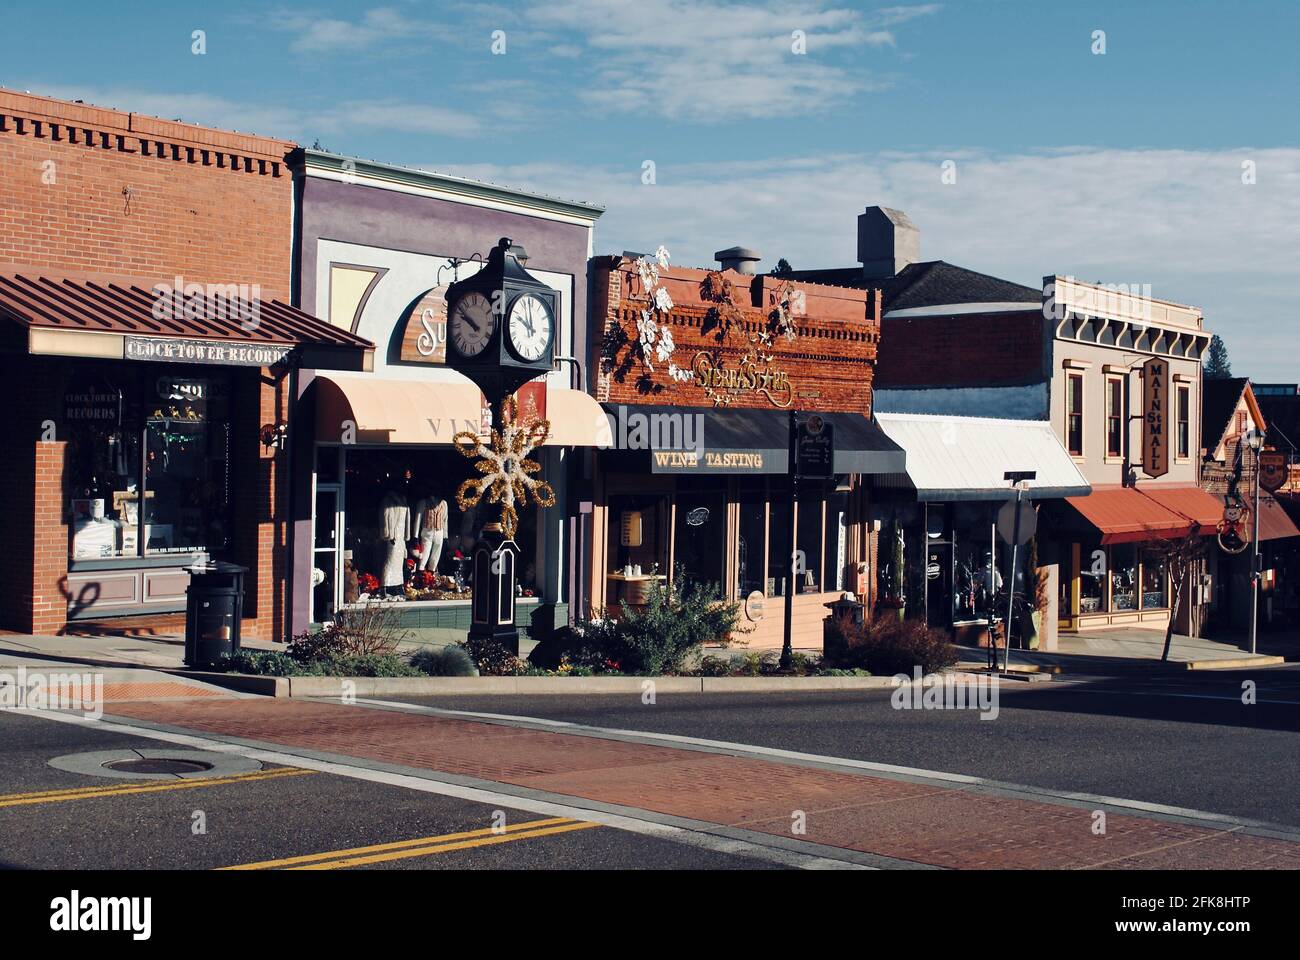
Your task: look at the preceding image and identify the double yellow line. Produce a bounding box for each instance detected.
[0,767,314,808]
[222,817,600,870]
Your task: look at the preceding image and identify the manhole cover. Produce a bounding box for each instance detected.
[102,757,215,775]
[48,749,263,781]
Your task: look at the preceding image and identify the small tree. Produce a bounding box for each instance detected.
[771,257,793,276]
[1144,531,1209,661]
[1204,334,1232,379]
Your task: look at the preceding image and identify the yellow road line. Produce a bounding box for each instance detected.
[294,821,601,870]
[0,768,313,808]
[222,817,599,871]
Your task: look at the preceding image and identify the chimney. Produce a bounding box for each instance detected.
[714,246,761,275]
[857,207,918,279]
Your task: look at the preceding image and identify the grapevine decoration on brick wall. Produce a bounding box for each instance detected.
[600,246,691,392]
[452,396,555,541]
[700,271,804,365]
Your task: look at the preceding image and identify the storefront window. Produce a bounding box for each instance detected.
[767,480,793,598]
[65,367,230,562]
[822,489,849,593]
[952,503,996,624]
[673,478,727,589]
[1111,543,1138,611]
[143,377,230,555]
[1079,540,1107,614]
[736,483,767,597]
[1142,551,1168,608]
[795,492,824,593]
[341,447,541,603]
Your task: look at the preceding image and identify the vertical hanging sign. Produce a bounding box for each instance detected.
[1142,357,1169,479]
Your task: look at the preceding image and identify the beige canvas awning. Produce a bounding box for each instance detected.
[313,374,606,446]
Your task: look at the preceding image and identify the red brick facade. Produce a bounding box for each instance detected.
[875,310,1044,388]
[0,91,295,639]
[592,257,882,414]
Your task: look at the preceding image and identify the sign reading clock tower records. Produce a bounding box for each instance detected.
[1142,357,1169,479]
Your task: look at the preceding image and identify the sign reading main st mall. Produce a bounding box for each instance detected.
[1142,357,1169,479]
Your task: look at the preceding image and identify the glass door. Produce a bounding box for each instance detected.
[312,485,343,623]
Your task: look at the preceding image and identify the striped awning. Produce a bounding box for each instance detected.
[0,267,373,371]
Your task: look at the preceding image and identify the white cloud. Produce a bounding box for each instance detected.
[27,84,483,141]
[268,6,443,55]
[437,146,1300,379]
[524,0,939,119]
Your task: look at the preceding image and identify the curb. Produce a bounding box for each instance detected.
[173,673,908,698]
[1184,655,1286,670]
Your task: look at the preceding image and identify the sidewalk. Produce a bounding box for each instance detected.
[100,695,1300,869]
[0,630,281,671]
[961,626,1294,674]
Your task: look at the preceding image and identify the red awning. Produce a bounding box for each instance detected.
[1258,492,1300,542]
[0,267,374,371]
[1066,484,1224,545]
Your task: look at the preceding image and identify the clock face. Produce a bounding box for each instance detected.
[507,294,553,363]
[449,291,495,358]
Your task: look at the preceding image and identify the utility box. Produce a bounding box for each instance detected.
[184,561,248,668]
[823,594,865,663]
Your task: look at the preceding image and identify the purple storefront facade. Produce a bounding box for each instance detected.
[287,150,604,640]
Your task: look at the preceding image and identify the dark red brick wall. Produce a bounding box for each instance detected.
[875,310,1045,388]
[0,90,295,637]
[592,258,881,415]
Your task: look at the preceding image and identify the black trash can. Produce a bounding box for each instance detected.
[184,561,248,668]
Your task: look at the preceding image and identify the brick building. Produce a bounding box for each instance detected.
[0,90,369,640]
[793,205,1227,642]
[586,248,905,649]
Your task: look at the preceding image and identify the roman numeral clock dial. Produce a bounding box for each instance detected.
[507,294,553,362]
[449,291,494,358]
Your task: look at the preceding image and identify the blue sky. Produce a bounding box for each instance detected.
[3,0,1297,378]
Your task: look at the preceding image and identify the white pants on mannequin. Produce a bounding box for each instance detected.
[418,530,445,572]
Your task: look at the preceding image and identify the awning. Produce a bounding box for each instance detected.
[597,404,905,475]
[874,413,1090,501]
[1257,492,1300,542]
[1066,484,1224,545]
[0,267,373,372]
[314,374,607,446]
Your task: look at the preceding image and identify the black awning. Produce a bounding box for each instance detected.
[599,404,905,476]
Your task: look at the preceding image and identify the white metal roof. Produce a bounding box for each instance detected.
[874,413,1091,502]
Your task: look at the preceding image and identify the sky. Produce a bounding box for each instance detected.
[2,0,1297,379]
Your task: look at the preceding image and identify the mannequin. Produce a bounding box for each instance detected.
[379,490,411,594]
[414,493,448,573]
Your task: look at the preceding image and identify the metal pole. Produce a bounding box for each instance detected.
[988,518,996,670]
[1004,486,1023,673]
[781,411,797,670]
[1250,433,1263,655]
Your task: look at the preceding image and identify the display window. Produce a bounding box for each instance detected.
[1142,551,1168,608]
[1111,543,1138,611]
[64,365,232,562]
[1079,538,1108,614]
[328,446,542,608]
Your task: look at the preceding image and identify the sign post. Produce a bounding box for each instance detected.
[782,413,835,669]
[998,471,1037,672]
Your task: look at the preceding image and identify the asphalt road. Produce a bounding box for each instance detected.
[0,710,775,870]
[387,665,1300,828]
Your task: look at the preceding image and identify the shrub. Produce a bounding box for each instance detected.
[460,635,528,676]
[697,654,733,677]
[410,645,478,677]
[824,614,958,676]
[215,650,420,677]
[288,601,410,663]
[572,568,743,674]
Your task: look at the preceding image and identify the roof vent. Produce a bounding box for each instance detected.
[714,246,761,275]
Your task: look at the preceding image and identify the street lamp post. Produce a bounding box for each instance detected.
[1247,429,1265,655]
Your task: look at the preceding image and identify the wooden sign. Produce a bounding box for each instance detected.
[1142,357,1169,479]
[1259,450,1288,493]
[620,510,643,547]
[397,286,450,364]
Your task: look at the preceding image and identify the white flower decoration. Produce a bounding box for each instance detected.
[636,311,658,345]
[656,326,675,362]
[654,285,674,312]
[655,245,671,268]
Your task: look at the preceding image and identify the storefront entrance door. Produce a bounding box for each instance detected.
[313,485,343,623]
[924,541,952,630]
